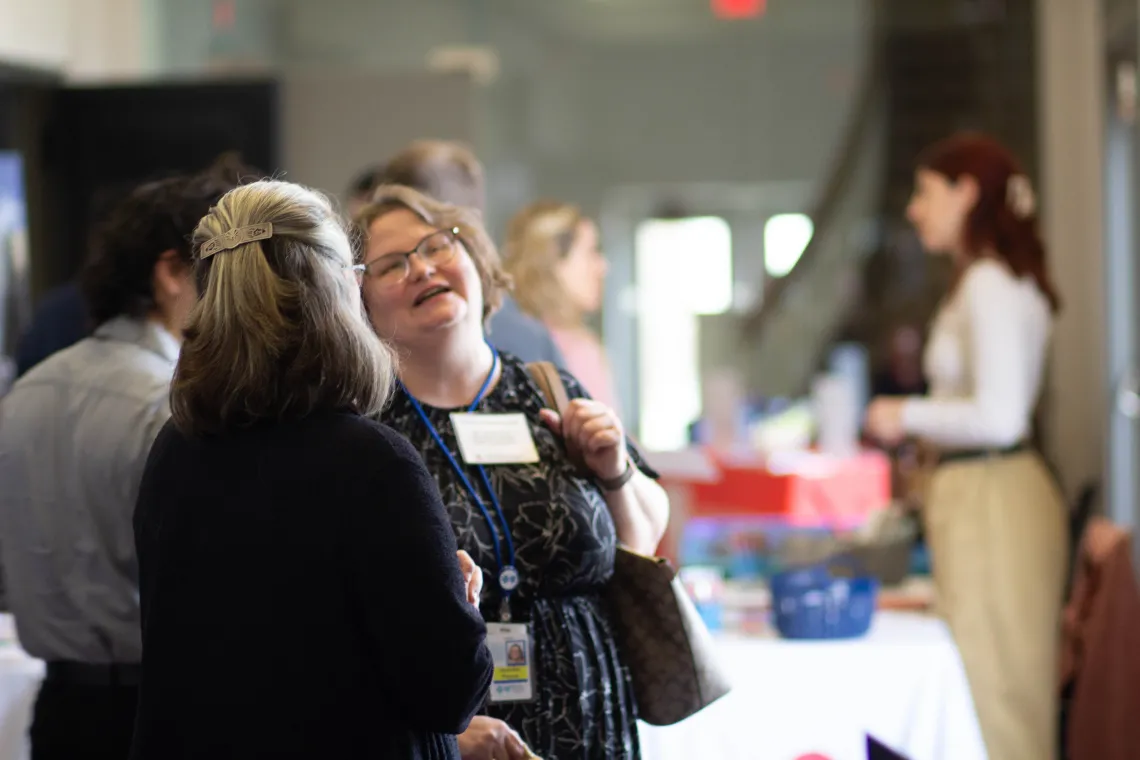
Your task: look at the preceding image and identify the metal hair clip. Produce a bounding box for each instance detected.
[200,223,274,259]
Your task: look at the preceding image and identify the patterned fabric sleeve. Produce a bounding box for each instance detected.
[556,367,661,481]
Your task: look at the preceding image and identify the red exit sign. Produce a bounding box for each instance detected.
[711,0,766,19]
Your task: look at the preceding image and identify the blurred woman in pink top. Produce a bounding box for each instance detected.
[503,201,619,412]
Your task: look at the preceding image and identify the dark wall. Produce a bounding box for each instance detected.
[42,81,280,282]
[848,0,1040,363]
[0,65,62,296]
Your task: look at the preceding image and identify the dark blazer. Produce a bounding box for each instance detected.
[14,281,88,378]
[131,411,493,759]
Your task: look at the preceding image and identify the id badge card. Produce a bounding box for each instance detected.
[487,622,535,703]
[450,413,540,465]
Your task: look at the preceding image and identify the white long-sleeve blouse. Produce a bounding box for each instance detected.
[901,258,1053,450]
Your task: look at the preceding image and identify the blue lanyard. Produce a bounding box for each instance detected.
[402,348,520,621]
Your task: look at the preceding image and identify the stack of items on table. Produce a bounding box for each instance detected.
[654,446,932,640]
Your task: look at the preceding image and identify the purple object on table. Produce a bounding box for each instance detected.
[867,734,910,759]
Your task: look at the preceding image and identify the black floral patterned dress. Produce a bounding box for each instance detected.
[383,353,658,760]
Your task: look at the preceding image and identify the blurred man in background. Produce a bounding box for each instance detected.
[345,164,384,219]
[13,154,257,380]
[871,323,928,398]
[0,166,240,760]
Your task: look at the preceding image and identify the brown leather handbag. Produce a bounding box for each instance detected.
[526,361,732,726]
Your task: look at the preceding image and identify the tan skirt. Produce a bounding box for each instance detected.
[924,450,1068,760]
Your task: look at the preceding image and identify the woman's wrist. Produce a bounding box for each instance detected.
[595,460,635,492]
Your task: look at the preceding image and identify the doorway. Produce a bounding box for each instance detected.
[1102,0,1140,555]
[598,180,814,449]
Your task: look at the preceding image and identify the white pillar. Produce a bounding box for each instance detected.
[0,0,71,71]
[66,0,157,82]
[0,0,160,80]
[1036,0,1107,500]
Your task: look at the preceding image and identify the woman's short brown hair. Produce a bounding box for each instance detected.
[354,184,510,324]
[171,180,396,436]
[502,200,585,328]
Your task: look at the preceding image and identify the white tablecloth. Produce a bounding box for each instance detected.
[0,616,42,760]
[639,612,987,760]
[0,612,987,760]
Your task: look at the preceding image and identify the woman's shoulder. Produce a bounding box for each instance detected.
[498,351,593,403]
[962,257,1017,289]
[319,411,422,464]
[960,258,1051,312]
[144,417,186,470]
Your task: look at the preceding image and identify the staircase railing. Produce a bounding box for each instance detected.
[739,0,887,351]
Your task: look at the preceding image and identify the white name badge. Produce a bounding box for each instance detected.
[450,413,540,465]
[487,622,535,703]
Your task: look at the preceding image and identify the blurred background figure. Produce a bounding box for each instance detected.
[865,132,1067,760]
[871,323,928,398]
[12,154,257,381]
[504,201,616,411]
[345,164,384,219]
[381,140,485,211]
[373,140,565,366]
[0,166,238,760]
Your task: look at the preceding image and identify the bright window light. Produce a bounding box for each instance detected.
[764,213,814,278]
[635,217,733,315]
[635,216,733,451]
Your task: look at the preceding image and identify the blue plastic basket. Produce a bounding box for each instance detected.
[769,563,879,640]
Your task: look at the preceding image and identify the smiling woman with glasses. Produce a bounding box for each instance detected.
[354,185,671,760]
[352,226,462,287]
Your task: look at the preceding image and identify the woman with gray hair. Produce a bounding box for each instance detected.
[132,180,493,760]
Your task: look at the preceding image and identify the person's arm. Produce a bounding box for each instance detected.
[350,427,493,734]
[599,467,669,555]
[548,369,670,555]
[900,262,1039,448]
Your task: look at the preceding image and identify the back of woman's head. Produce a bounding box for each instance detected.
[171,179,395,436]
[503,200,585,326]
[918,131,1061,312]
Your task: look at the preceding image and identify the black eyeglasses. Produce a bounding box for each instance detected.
[352,227,461,287]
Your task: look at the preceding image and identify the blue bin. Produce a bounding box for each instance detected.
[770,564,878,640]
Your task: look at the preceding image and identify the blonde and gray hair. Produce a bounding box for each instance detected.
[354,184,509,324]
[171,179,395,436]
[502,200,585,328]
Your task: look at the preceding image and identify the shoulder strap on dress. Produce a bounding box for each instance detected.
[526,361,586,469]
[526,361,571,416]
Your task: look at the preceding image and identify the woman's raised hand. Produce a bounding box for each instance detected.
[539,398,627,483]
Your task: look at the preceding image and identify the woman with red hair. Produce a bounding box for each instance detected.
[866,132,1067,760]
